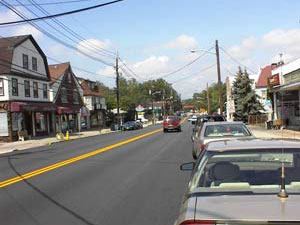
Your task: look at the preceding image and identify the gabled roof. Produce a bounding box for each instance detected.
[0,35,50,79]
[48,62,70,82]
[80,79,104,96]
[256,64,278,88]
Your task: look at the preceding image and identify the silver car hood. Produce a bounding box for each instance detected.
[195,194,300,222]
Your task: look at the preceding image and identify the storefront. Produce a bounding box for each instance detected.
[90,110,105,127]
[272,84,300,128]
[9,101,56,138]
[56,106,81,133]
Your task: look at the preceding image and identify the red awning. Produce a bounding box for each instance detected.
[57,106,80,114]
[11,102,56,112]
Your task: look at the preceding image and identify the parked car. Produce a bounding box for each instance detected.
[192,121,254,159]
[122,121,138,131]
[135,120,143,129]
[191,114,225,142]
[176,138,300,225]
[163,116,181,132]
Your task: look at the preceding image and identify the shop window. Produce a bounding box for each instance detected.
[73,91,79,104]
[12,112,24,131]
[23,54,28,69]
[33,82,38,98]
[35,113,46,132]
[32,57,37,71]
[24,80,30,97]
[12,78,18,96]
[61,87,68,103]
[0,78,4,96]
[43,84,48,99]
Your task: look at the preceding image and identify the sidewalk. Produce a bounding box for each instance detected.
[0,128,114,155]
[0,121,155,155]
[249,125,300,139]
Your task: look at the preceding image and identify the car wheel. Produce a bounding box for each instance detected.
[178,127,182,132]
[163,129,167,133]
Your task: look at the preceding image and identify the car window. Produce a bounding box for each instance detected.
[204,124,251,137]
[190,149,300,194]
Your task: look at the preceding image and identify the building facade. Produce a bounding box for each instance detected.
[49,62,84,133]
[78,78,107,129]
[270,59,300,129]
[0,35,56,141]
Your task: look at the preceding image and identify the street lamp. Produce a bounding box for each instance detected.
[190,40,223,115]
[149,90,161,125]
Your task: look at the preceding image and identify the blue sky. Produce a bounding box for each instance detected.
[1,0,300,98]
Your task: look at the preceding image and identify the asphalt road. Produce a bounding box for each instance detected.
[0,121,193,225]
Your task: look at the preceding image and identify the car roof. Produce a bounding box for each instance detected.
[203,121,244,126]
[206,138,300,152]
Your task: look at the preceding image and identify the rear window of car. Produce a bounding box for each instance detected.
[164,117,177,123]
[190,149,300,194]
[204,124,251,137]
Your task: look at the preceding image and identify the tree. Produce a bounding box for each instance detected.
[232,67,262,122]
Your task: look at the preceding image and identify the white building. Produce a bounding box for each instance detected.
[270,58,300,129]
[0,35,55,141]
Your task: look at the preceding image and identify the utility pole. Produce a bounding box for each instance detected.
[207,82,210,114]
[163,89,165,117]
[115,53,120,128]
[149,89,154,125]
[215,40,223,115]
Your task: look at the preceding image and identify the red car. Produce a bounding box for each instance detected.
[163,116,181,132]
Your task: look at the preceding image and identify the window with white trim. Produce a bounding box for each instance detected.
[0,78,4,96]
[12,78,18,96]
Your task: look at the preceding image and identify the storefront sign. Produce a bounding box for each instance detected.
[0,112,8,136]
[269,74,280,87]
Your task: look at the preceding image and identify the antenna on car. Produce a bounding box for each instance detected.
[278,162,288,198]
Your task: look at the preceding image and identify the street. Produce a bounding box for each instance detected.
[0,122,193,225]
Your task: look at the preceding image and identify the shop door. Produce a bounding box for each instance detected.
[24,112,33,136]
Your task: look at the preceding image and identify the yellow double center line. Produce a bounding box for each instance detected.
[0,128,162,188]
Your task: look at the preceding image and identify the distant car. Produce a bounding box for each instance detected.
[137,117,148,123]
[135,120,143,129]
[191,114,225,141]
[122,121,137,131]
[163,116,181,132]
[176,138,300,225]
[188,115,198,124]
[192,121,254,159]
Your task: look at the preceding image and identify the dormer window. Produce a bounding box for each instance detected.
[32,57,37,71]
[23,54,28,69]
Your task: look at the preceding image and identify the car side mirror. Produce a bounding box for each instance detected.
[180,162,195,171]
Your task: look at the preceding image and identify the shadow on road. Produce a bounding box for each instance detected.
[7,156,98,225]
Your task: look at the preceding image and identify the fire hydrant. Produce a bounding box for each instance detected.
[65,130,70,140]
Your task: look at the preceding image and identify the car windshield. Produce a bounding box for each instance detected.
[189,149,300,195]
[204,124,251,137]
[125,121,135,125]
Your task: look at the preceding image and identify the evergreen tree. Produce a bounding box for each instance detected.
[232,67,262,122]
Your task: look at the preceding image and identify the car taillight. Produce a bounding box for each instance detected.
[180,220,216,225]
[200,144,206,151]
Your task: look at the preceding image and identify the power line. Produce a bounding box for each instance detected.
[171,64,216,84]
[27,0,116,59]
[220,46,257,74]
[160,47,214,79]
[118,58,148,81]
[1,1,114,66]
[0,0,125,26]
[9,0,101,7]
[0,34,114,79]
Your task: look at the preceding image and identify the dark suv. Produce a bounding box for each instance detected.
[163,116,181,132]
[191,114,225,141]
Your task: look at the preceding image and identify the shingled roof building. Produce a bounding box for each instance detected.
[77,78,107,129]
[48,62,85,133]
[0,35,56,141]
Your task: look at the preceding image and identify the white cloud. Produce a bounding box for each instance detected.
[77,38,114,59]
[97,66,115,78]
[227,36,257,60]
[0,8,43,40]
[164,34,198,50]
